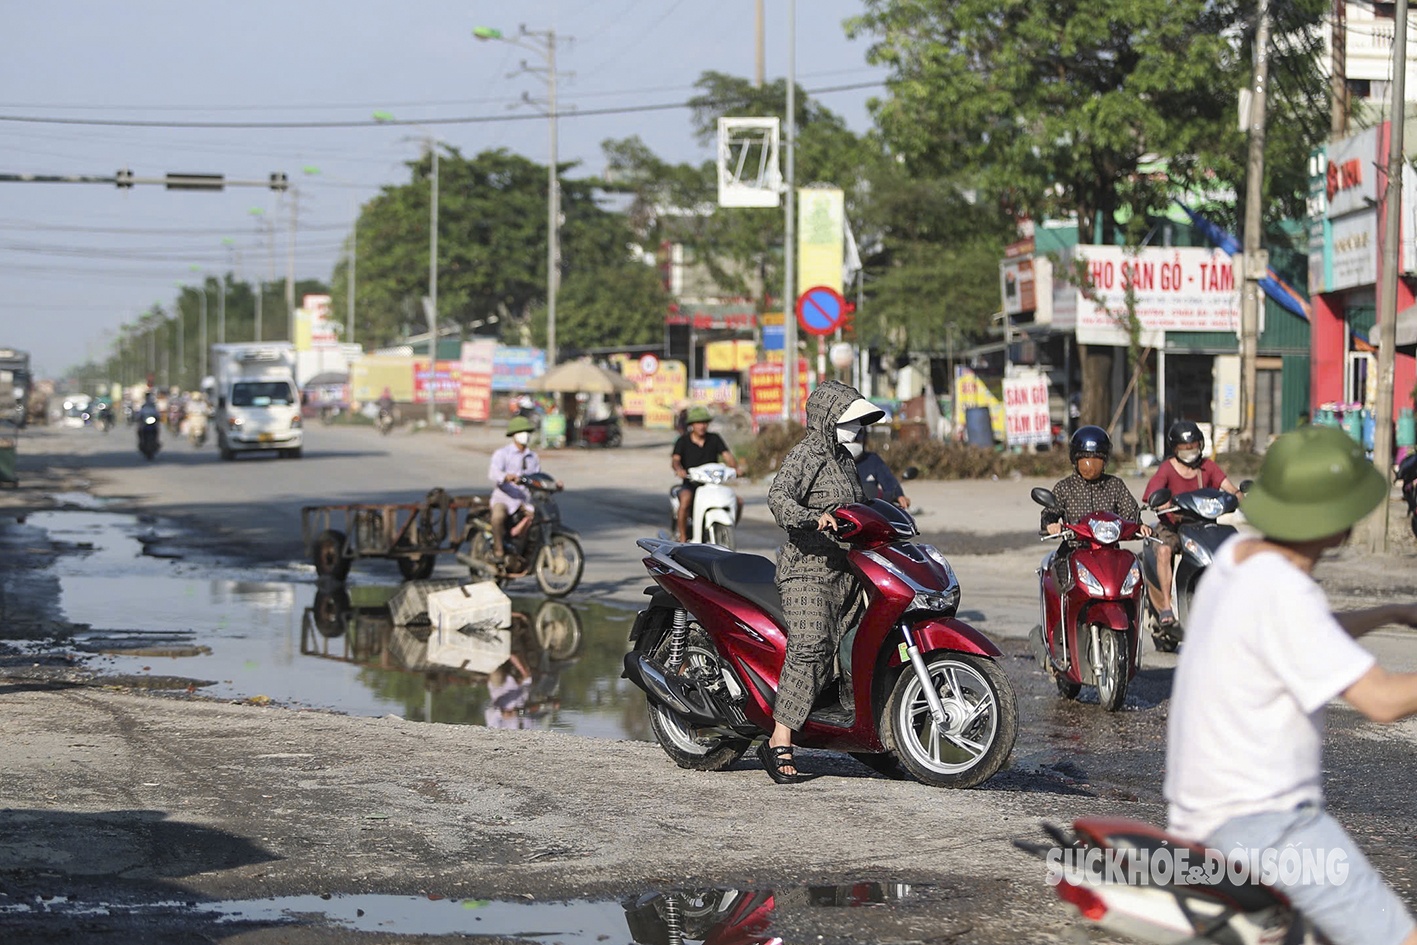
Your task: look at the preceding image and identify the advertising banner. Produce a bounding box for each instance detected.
[798,187,844,294]
[413,359,461,404]
[953,367,1006,442]
[490,347,546,392]
[705,340,757,372]
[457,340,497,421]
[1068,246,1241,346]
[761,311,785,355]
[1002,373,1052,447]
[349,356,415,404]
[613,355,687,428]
[1000,238,1037,315]
[749,358,809,431]
[691,378,739,406]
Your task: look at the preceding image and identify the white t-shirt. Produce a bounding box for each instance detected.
[1164,538,1375,841]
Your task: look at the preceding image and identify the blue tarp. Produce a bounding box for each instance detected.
[1176,204,1311,321]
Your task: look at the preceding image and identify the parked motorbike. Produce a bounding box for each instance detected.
[1399,452,1417,540]
[1017,818,1321,944]
[579,415,622,448]
[137,412,161,461]
[624,499,1017,788]
[670,463,739,549]
[462,472,585,598]
[1029,487,1165,711]
[1139,486,1238,653]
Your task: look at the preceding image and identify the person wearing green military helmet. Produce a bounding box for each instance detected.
[671,405,740,543]
[1165,424,1417,945]
[488,414,561,562]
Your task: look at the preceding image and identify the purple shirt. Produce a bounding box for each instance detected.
[489,443,540,513]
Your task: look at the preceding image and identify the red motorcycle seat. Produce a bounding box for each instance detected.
[670,545,788,629]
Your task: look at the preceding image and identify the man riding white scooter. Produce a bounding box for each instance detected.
[1167,425,1417,945]
[670,406,742,543]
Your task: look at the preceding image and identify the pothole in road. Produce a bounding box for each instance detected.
[3,509,648,740]
[1,882,933,942]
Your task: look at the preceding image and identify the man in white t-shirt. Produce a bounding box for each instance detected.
[1165,425,1417,945]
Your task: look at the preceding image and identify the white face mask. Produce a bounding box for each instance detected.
[843,441,864,460]
[836,421,863,445]
[512,432,530,447]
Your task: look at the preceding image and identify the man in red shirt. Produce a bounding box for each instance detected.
[1143,421,1241,627]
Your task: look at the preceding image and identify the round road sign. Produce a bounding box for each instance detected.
[796,286,848,337]
[639,353,659,376]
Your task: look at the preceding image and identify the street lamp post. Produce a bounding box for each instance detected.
[249,207,270,341]
[375,113,440,427]
[475,24,566,367]
[188,265,208,382]
[303,166,359,345]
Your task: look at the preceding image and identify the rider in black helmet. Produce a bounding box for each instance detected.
[1143,421,1241,626]
[1041,425,1150,587]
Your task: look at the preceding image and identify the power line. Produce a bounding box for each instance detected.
[0,219,351,235]
[0,80,885,130]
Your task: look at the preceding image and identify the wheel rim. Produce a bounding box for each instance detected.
[650,646,722,756]
[895,658,999,775]
[1096,629,1120,704]
[536,537,581,594]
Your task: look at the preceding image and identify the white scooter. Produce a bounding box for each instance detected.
[670,463,739,549]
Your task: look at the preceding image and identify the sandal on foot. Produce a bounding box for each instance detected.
[1158,609,1177,628]
[757,741,804,784]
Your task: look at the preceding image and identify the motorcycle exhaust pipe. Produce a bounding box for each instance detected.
[622,652,726,727]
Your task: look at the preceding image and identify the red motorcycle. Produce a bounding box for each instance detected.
[1028,487,1167,711]
[624,499,1018,788]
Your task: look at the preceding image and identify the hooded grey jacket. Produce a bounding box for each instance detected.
[767,380,866,580]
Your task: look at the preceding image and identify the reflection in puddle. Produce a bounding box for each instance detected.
[20,510,650,740]
[1,884,921,943]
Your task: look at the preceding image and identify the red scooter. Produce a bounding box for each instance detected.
[624,499,1018,788]
[1028,487,1168,711]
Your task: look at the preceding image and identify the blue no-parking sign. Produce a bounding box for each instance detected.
[795,286,848,337]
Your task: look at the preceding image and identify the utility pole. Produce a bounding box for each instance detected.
[1332,0,1347,138]
[286,189,298,343]
[198,283,208,382]
[1238,0,1272,452]
[428,140,439,428]
[782,0,797,422]
[1361,0,1407,553]
[348,210,356,344]
[473,25,569,367]
[754,0,765,88]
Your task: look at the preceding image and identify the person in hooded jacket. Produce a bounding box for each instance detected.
[763,380,884,783]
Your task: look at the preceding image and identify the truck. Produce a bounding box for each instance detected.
[0,349,32,427]
[206,343,303,461]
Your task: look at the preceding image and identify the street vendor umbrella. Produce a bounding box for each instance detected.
[526,361,636,394]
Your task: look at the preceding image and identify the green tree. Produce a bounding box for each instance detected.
[849,0,1327,424]
[335,147,636,349]
[528,260,668,354]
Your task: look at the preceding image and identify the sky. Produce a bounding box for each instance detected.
[0,1,891,376]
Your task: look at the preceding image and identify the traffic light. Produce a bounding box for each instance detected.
[269,172,289,192]
[115,168,134,189]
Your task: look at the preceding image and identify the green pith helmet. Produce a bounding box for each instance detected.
[506,416,535,436]
[1241,424,1388,541]
[685,406,711,424]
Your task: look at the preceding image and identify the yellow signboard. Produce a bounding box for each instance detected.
[349,355,415,404]
[953,367,1006,441]
[705,340,757,372]
[798,187,844,295]
[611,355,688,429]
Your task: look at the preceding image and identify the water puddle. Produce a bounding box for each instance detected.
[1,883,924,942]
[12,510,651,740]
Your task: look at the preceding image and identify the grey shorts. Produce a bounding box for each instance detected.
[1204,803,1415,945]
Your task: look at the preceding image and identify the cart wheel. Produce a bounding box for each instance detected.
[397,554,436,581]
[312,587,351,637]
[313,529,351,581]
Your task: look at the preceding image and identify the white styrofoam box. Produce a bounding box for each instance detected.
[427,581,512,634]
[388,579,465,626]
[426,624,512,676]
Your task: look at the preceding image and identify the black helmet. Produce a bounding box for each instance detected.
[1166,421,1205,466]
[1069,425,1112,464]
